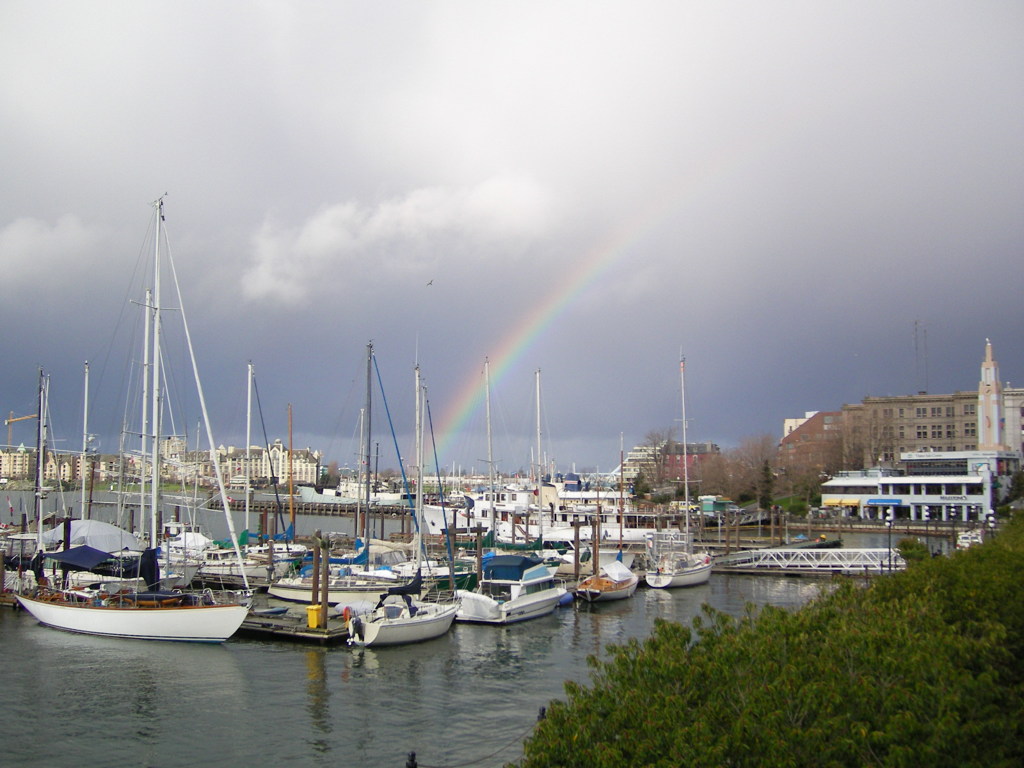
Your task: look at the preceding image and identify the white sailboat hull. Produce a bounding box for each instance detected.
[268,578,398,607]
[644,558,712,588]
[17,595,249,643]
[347,601,458,647]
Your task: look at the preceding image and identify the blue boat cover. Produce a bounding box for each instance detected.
[44,545,113,571]
[483,554,542,580]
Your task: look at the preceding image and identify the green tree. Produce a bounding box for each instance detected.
[632,470,650,498]
[1006,470,1024,504]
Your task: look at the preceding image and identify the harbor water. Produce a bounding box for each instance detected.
[2,572,823,768]
[2,489,916,767]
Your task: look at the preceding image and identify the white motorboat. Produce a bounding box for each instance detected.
[455,555,566,625]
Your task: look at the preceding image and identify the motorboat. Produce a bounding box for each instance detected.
[455,555,566,625]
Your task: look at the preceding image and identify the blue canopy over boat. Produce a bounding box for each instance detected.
[43,545,113,571]
[482,555,542,580]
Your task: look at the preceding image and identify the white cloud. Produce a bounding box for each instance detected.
[0,215,107,288]
[241,174,554,301]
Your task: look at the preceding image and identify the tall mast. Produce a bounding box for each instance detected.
[680,355,690,544]
[619,432,625,545]
[80,361,89,517]
[149,198,164,549]
[362,342,373,543]
[288,403,295,538]
[535,368,542,544]
[34,369,48,553]
[485,358,495,536]
[245,362,253,538]
[140,287,151,535]
[414,363,423,565]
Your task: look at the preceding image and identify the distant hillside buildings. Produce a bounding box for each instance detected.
[0,438,321,490]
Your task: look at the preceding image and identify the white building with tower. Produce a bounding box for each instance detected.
[822,341,1020,521]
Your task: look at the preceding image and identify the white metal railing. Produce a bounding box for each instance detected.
[713,548,904,572]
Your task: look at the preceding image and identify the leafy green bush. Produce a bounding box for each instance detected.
[519,515,1024,767]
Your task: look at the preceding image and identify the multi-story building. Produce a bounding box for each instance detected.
[822,340,1021,522]
[621,440,719,486]
[0,438,322,489]
[838,340,1020,467]
[778,411,842,471]
[821,449,1018,522]
[0,444,33,480]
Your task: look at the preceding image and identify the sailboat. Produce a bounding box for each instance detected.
[644,356,712,589]
[268,343,414,608]
[347,364,458,646]
[574,558,640,603]
[17,198,251,642]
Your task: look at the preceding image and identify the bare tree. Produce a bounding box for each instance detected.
[642,428,674,486]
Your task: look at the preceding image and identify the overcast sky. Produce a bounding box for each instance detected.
[2,2,1021,478]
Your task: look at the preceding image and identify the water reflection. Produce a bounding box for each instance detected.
[9,619,249,767]
[304,648,331,755]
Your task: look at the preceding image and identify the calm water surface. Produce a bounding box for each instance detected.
[4,490,913,766]
[2,574,823,768]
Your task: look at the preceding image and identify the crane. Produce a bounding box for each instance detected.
[5,411,38,449]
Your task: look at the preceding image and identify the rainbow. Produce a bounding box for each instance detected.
[432,196,681,462]
[430,117,787,464]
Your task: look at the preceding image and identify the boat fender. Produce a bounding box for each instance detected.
[342,606,351,623]
[704,556,711,565]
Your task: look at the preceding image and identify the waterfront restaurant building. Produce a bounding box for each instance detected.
[821,450,1019,522]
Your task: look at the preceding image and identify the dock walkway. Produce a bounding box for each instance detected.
[713,547,904,575]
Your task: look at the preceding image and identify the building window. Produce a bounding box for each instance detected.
[916,407,927,418]
[946,425,956,438]
[931,426,943,438]
[931,407,943,417]
[964,403,976,416]
[916,426,928,439]
[898,408,905,418]
[882,408,893,418]
[898,426,905,439]
[964,424,976,437]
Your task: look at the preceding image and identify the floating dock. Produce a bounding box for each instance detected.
[237,607,350,644]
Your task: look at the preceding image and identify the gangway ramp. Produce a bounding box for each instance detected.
[713,547,904,575]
